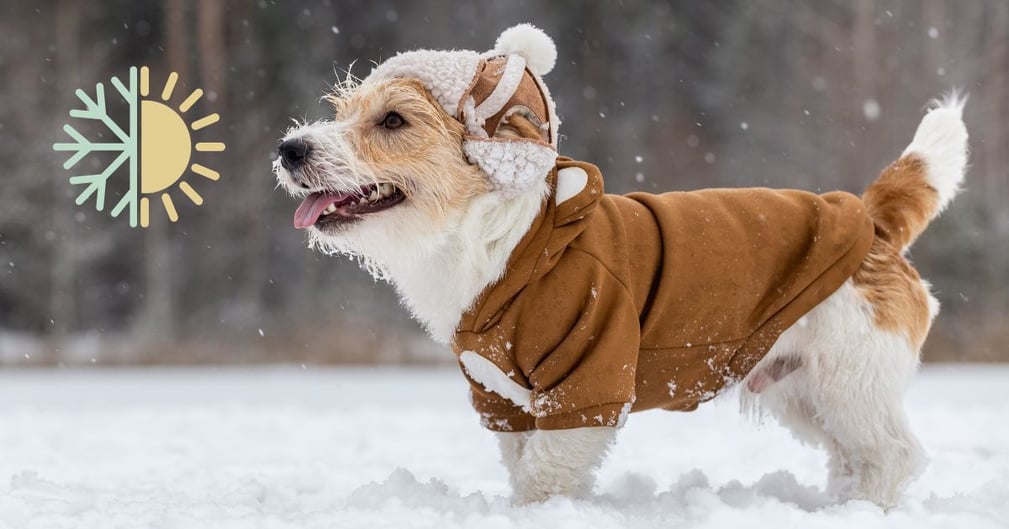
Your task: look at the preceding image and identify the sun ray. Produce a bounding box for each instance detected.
[191,164,220,181]
[140,197,150,228]
[195,142,225,152]
[161,193,179,222]
[161,72,179,101]
[179,88,203,113]
[178,181,203,205]
[140,66,150,97]
[190,113,219,131]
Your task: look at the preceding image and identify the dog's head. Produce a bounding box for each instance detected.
[274,24,560,264]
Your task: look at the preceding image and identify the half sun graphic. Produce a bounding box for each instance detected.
[139,67,224,226]
[53,65,224,228]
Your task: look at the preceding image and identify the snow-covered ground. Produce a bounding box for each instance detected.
[0,365,1006,529]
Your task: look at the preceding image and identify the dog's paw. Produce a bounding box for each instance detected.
[510,482,588,506]
[510,488,551,506]
[509,467,593,505]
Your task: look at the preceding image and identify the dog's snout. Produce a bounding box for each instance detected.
[279,138,310,171]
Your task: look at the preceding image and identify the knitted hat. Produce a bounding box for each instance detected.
[365,24,560,196]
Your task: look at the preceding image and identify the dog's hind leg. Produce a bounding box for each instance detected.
[806,306,926,509]
[744,281,926,508]
[746,372,859,500]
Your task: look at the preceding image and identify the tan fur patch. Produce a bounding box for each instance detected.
[856,153,941,348]
[853,232,933,349]
[861,154,940,250]
[327,78,491,222]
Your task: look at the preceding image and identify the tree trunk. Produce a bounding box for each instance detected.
[49,0,81,355]
[136,0,190,345]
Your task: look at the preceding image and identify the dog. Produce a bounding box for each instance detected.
[274,24,968,508]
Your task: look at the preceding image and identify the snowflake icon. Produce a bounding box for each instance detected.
[53,65,224,228]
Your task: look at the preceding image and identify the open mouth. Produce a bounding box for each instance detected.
[293,183,405,229]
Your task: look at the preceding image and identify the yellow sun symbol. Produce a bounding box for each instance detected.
[138,66,224,227]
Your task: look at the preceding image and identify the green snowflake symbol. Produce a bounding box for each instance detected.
[53,66,140,226]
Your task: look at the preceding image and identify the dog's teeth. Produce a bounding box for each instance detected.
[369,188,380,201]
[379,183,393,196]
[323,204,337,215]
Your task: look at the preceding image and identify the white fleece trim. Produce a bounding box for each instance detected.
[528,71,559,147]
[368,49,482,121]
[460,96,488,138]
[460,350,531,412]
[464,138,557,197]
[555,167,588,205]
[474,54,527,122]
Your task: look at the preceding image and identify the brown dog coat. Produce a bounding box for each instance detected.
[452,157,875,431]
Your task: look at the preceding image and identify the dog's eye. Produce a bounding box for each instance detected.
[380,112,406,130]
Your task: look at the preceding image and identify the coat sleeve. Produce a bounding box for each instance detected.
[465,376,538,432]
[512,250,640,430]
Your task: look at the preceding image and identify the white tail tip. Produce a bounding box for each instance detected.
[902,91,969,214]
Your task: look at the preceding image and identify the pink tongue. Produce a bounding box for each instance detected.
[293,192,351,229]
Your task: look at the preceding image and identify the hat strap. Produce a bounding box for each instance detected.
[472,54,527,124]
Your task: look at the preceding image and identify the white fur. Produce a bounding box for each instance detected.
[555,166,588,205]
[492,23,557,76]
[344,184,546,344]
[741,281,927,508]
[317,180,548,344]
[275,119,370,194]
[460,350,532,412]
[902,92,969,215]
[496,431,532,494]
[500,427,616,504]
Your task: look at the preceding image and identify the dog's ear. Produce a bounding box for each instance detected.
[495,113,550,143]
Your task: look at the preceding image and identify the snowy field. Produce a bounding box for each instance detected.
[0,365,1006,529]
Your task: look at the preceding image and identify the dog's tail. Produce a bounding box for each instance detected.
[862,93,969,251]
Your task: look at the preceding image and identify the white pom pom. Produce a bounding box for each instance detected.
[493,23,557,76]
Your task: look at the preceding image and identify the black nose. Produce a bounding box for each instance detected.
[278,138,310,170]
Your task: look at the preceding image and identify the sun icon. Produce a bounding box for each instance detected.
[138,66,224,227]
[53,65,224,228]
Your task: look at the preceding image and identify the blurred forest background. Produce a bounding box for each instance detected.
[0,0,1006,366]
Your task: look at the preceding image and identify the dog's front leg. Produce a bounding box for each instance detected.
[508,427,616,504]
[496,431,532,493]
